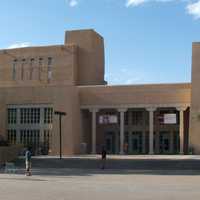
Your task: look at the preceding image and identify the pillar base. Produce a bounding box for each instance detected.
[119,151,124,155]
[149,151,154,155]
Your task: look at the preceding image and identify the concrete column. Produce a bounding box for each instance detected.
[128,131,132,154]
[89,108,99,154]
[118,108,127,155]
[40,108,45,143]
[16,108,20,144]
[128,111,132,154]
[146,107,156,155]
[177,107,186,155]
[115,131,119,154]
[142,131,146,154]
[155,131,160,154]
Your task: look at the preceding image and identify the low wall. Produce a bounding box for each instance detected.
[0,145,22,165]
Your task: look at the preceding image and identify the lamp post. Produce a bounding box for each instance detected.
[54,111,66,159]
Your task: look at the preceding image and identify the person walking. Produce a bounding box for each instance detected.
[101,146,107,170]
[25,147,32,176]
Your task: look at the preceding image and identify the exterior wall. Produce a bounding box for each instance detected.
[190,43,200,154]
[0,42,83,155]
[79,83,191,107]
[79,83,191,155]
[0,45,78,86]
[0,85,81,155]
[65,29,105,86]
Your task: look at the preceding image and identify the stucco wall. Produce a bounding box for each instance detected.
[0,84,81,155]
[0,45,78,86]
[65,29,105,86]
[190,43,200,154]
[0,145,22,165]
[79,83,191,108]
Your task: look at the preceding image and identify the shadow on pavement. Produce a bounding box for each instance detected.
[1,156,200,177]
[0,176,47,181]
[1,168,200,177]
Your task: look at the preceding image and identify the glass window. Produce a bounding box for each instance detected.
[8,108,17,124]
[20,129,40,148]
[20,108,40,124]
[7,129,17,144]
[7,105,53,155]
[44,108,53,124]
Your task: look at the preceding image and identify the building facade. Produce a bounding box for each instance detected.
[0,29,199,155]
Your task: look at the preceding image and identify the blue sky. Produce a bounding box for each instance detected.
[0,0,200,85]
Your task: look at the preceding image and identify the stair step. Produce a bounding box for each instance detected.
[14,156,200,170]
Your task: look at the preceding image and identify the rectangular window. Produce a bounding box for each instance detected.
[38,58,43,81]
[21,59,25,80]
[7,129,17,145]
[12,59,17,80]
[44,108,53,124]
[20,129,40,148]
[29,58,34,80]
[20,108,40,124]
[47,57,52,82]
[8,108,17,124]
[7,105,53,154]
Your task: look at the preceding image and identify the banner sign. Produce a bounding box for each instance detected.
[163,114,177,124]
[99,115,118,124]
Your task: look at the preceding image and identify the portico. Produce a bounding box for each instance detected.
[85,104,189,155]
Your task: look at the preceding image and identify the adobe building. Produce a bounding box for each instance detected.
[0,29,199,155]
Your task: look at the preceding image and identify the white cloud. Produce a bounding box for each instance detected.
[63,0,200,20]
[186,1,200,19]
[66,0,79,7]
[7,42,31,49]
[105,67,144,85]
[124,78,142,84]
[126,0,148,7]
[126,0,200,20]
[125,0,175,7]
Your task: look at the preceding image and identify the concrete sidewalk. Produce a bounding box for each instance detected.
[1,168,200,200]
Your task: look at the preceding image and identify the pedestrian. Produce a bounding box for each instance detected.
[25,147,32,176]
[101,146,107,170]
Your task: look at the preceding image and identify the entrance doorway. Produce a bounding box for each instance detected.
[159,131,170,154]
[131,131,142,154]
[105,132,115,154]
